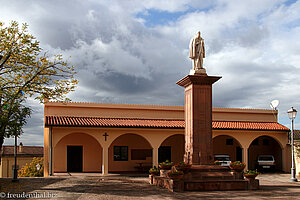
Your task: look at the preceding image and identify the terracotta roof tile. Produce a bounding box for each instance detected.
[213,121,289,131]
[45,116,289,131]
[45,116,184,128]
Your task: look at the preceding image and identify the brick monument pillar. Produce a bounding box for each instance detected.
[176,74,221,165]
[150,31,257,191]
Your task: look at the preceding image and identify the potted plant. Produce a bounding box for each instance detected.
[159,160,173,170]
[175,161,192,172]
[214,160,221,165]
[244,169,259,179]
[167,169,184,180]
[149,166,160,176]
[229,161,246,171]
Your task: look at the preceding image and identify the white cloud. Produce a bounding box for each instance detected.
[2,0,300,145]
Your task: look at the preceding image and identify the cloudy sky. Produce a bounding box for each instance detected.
[1,0,300,146]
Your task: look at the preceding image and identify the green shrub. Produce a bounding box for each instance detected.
[244,169,259,175]
[149,166,160,172]
[159,160,173,166]
[18,157,44,177]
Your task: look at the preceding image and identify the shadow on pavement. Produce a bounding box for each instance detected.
[0,177,66,194]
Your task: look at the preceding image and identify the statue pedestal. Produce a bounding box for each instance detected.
[176,74,221,165]
[189,68,207,75]
[150,165,252,192]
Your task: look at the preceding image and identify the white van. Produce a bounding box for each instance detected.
[214,155,231,166]
[257,155,275,170]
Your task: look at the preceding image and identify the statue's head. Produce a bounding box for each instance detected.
[197,31,201,37]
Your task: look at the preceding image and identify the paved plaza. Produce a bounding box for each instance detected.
[1,173,300,199]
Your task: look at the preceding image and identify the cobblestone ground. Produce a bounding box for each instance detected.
[1,173,300,199]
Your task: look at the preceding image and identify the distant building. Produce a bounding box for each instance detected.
[294,130,300,175]
[0,143,43,178]
[43,102,290,176]
[294,130,300,141]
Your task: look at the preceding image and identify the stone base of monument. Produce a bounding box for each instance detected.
[149,165,259,192]
[189,68,206,75]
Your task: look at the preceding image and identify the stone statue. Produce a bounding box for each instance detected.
[189,31,206,74]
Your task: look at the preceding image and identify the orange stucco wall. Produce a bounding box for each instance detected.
[160,134,185,163]
[44,102,183,120]
[212,108,278,122]
[54,132,102,172]
[44,127,49,177]
[44,102,278,122]
[0,156,41,178]
[108,134,152,172]
[213,135,241,162]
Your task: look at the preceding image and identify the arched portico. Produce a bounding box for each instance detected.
[213,135,243,162]
[54,132,102,173]
[108,133,153,172]
[159,134,184,163]
[213,130,289,172]
[248,135,283,171]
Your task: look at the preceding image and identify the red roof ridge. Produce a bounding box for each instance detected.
[2,145,43,148]
[46,116,183,121]
[213,120,281,123]
[45,116,289,131]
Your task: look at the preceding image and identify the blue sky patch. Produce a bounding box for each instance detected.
[284,0,298,6]
[136,8,198,27]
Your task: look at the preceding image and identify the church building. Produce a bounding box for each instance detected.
[43,101,290,176]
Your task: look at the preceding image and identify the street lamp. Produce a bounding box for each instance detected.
[288,107,298,182]
[12,135,18,182]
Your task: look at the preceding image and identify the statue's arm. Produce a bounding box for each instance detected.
[189,38,195,58]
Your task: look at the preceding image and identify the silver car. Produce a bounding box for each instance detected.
[214,155,231,166]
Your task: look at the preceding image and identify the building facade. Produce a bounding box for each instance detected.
[0,143,43,178]
[44,101,290,176]
[294,130,300,175]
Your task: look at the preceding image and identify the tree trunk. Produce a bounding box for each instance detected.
[0,135,3,151]
[0,135,3,164]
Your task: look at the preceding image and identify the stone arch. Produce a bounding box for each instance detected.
[53,131,101,148]
[108,133,153,172]
[107,132,153,148]
[248,135,282,171]
[159,134,184,163]
[248,134,284,149]
[213,135,243,162]
[54,132,102,173]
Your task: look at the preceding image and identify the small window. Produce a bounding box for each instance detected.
[252,139,259,145]
[114,146,128,161]
[263,139,269,146]
[226,139,233,145]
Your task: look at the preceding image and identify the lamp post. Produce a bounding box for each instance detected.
[12,135,18,182]
[288,107,298,182]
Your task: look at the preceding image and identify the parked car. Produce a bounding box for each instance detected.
[257,155,275,171]
[214,155,231,166]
